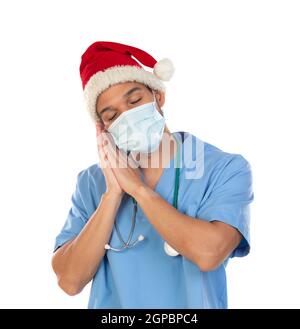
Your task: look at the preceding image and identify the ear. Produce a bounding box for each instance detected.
[154,90,165,108]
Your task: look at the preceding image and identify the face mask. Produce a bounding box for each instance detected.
[107,91,165,153]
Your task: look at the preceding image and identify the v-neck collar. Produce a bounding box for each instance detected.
[135,131,186,219]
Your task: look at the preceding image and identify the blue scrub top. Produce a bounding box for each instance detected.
[53,131,253,309]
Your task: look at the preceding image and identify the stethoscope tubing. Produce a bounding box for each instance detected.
[105,132,182,253]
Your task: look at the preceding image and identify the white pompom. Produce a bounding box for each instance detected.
[153,58,175,81]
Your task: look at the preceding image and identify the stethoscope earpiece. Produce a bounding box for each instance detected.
[104,244,110,250]
[104,234,145,252]
[138,234,145,242]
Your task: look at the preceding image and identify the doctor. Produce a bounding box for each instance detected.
[52,41,254,308]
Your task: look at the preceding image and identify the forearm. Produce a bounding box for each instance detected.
[52,192,122,294]
[132,185,225,270]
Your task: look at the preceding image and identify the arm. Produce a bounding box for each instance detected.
[132,185,242,272]
[102,134,252,272]
[51,192,122,296]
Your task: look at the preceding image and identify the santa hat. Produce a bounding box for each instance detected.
[79,41,175,123]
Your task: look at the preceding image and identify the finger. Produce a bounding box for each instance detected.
[98,142,110,169]
[105,139,129,169]
[96,133,102,147]
[104,138,119,169]
[116,147,130,169]
[97,130,111,149]
[127,152,140,169]
[96,122,101,136]
[97,134,110,168]
[96,123,104,149]
[101,131,112,146]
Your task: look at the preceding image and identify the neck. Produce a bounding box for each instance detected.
[137,126,177,174]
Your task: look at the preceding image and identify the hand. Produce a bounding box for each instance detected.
[96,123,124,198]
[102,132,146,197]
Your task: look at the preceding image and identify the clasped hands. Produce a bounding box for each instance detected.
[96,123,147,198]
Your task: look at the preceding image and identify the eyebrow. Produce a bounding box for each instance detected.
[98,87,142,116]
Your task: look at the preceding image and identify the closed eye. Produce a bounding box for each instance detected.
[108,114,117,121]
[130,98,142,104]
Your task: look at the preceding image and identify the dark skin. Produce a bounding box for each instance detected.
[95,81,177,190]
[95,81,242,271]
[96,83,158,129]
[51,81,242,297]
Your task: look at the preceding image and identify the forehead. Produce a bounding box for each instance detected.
[97,81,147,108]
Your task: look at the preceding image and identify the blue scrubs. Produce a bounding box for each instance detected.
[53,131,253,308]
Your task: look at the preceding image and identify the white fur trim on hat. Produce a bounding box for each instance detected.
[83,65,166,123]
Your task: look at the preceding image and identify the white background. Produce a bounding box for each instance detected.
[0,0,299,308]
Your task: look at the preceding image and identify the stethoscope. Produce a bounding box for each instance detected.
[104,131,184,257]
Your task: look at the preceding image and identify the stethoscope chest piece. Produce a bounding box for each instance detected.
[164,241,180,257]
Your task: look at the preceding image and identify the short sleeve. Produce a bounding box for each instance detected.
[53,169,90,253]
[196,154,254,258]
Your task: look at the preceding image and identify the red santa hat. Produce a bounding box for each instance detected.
[79,41,175,123]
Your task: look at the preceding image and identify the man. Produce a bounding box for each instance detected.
[51,41,253,308]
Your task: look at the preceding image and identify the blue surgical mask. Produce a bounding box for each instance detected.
[107,91,165,153]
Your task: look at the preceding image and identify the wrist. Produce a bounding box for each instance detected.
[101,191,123,204]
[131,183,156,203]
